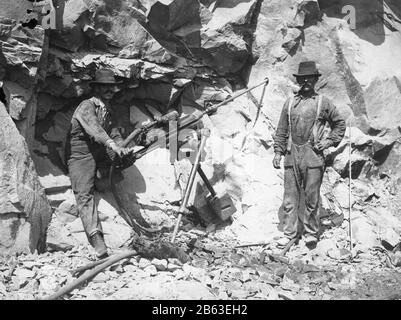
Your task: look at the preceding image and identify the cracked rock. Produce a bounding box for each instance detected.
[151,258,168,271]
[138,258,152,270]
[144,265,158,276]
[167,263,182,272]
[93,272,110,284]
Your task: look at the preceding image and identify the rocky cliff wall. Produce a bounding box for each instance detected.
[0,0,53,254]
[0,101,52,254]
[1,0,401,253]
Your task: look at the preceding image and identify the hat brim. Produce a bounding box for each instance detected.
[293,73,322,78]
[90,80,123,86]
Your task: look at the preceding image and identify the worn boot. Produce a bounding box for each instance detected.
[90,232,108,259]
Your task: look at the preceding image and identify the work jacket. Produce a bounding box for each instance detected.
[65,97,123,164]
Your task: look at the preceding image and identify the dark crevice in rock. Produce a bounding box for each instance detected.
[10,214,22,241]
[330,29,369,132]
[394,75,401,93]
[284,28,304,57]
[297,0,323,28]
[341,158,368,179]
[0,87,8,107]
[237,0,263,85]
[33,97,82,175]
[372,143,395,165]
[367,127,384,136]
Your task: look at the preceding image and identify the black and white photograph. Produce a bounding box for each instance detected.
[0,0,401,305]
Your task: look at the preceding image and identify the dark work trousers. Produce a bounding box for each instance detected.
[67,139,112,241]
[282,143,324,239]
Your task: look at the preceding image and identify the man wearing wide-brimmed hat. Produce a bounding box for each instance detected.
[273,61,346,248]
[66,68,132,259]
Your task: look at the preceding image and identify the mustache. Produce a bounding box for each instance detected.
[299,81,313,90]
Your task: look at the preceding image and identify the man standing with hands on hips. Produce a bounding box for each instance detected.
[273,61,346,249]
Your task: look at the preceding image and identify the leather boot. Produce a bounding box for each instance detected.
[90,232,108,259]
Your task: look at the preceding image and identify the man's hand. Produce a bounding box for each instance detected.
[273,153,282,169]
[153,115,162,123]
[109,141,133,157]
[314,139,333,152]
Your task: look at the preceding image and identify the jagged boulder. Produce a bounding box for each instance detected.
[42,0,260,75]
[365,76,401,131]
[377,141,401,193]
[130,0,259,75]
[197,0,259,75]
[0,102,52,254]
[0,0,49,145]
[326,126,401,178]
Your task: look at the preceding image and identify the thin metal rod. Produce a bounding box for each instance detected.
[252,80,269,128]
[197,165,216,197]
[349,119,353,257]
[205,78,269,115]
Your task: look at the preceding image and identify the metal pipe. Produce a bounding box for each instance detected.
[43,250,137,300]
[197,165,216,197]
[349,119,353,258]
[205,77,269,115]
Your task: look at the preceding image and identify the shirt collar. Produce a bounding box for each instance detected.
[89,96,105,108]
[90,96,112,113]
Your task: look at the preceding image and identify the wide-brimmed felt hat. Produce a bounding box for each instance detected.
[293,61,321,78]
[90,68,123,86]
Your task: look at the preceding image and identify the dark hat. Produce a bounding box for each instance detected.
[90,68,123,86]
[293,61,321,78]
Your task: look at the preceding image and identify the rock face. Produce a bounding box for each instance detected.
[0,102,52,254]
[364,77,401,131]
[0,0,400,252]
[0,0,49,147]
[117,0,259,75]
[0,0,53,254]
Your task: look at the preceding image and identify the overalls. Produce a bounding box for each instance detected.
[282,95,324,239]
